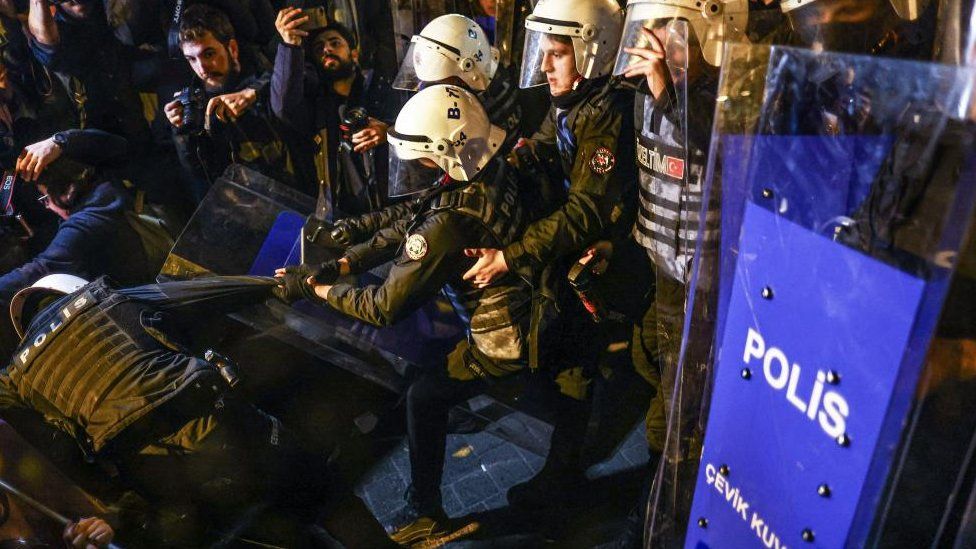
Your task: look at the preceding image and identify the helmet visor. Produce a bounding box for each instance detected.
[614,11,689,77]
[387,131,442,198]
[519,28,577,89]
[394,35,475,91]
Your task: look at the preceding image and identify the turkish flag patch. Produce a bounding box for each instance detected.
[589,147,616,175]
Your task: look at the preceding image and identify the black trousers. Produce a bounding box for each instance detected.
[405,339,520,512]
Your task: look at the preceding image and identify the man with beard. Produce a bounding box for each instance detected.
[271,7,395,216]
[164,4,310,200]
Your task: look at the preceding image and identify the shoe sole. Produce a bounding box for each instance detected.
[410,521,480,549]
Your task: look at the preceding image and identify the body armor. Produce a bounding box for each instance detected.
[632,88,715,284]
[6,278,219,456]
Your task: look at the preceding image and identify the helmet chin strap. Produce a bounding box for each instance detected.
[571,75,585,91]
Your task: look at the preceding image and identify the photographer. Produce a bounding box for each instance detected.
[271,7,395,215]
[164,4,309,200]
[0,129,154,301]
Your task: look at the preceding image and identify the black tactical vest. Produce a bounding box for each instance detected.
[9,278,218,455]
[432,160,532,363]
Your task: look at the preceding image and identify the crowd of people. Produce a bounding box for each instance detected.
[0,0,968,546]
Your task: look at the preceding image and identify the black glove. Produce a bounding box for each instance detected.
[303,218,357,250]
[273,264,320,304]
[310,259,341,284]
[273,261,341,304]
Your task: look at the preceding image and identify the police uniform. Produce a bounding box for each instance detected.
[0,277,319,543]
[321,157,530,513]
[480,64,524,155]
[497,76,640,502]
[630,71,719,452]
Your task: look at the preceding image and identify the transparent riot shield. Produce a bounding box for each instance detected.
[494,0,516,67]
[389,0,476,66]
[329,0,360,47]
[160,164,466,389]
[665,43,976,549]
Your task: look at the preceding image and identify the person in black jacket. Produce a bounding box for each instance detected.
[163,4,307,199]
[0,129,153,302]
[275,84,528,547]
[272,8,394,215]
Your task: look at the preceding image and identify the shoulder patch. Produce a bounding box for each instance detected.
[405,234,428,261]
[589,147,616,175]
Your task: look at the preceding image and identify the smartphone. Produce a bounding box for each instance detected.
[299,6,330,32]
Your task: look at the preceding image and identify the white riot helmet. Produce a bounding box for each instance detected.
[393,14,500,92]
[780,0,931,21]
[387,85,506,195]
[520,0,625,88]
[613,0,749,69]
[10,274,88,338]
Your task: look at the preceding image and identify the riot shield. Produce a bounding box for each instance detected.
[664,43,976,548]
[934,0,976,66]
[389,0,476,66]
[160,164,467,388]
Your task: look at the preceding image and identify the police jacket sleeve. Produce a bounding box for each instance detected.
[503,101,628,280]
[343,219,411,273]
[271,42,312,135]
[341,200,416,241]
[326,214,467,327]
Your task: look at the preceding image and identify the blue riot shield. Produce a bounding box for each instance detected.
[160,164,466,389]
[650,44,976,548]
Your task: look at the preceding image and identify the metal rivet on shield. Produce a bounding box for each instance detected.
[836,433,850,447]
[719,464,730,476]
[761,188,774,199]
[740,368,752,380]
[761,286,774,300]
[825,370,841,385]
[697,517,708,528]
[817,483,831,498]
[802,529,815,542]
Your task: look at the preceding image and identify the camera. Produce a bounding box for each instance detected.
[0,172,33,241]
[299,6,330,32]
[339,106,370,145]
[175,86,208,135]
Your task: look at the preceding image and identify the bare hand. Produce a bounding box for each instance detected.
[64,517,114,549]
[206,88,257,124]
[164,92,184,128]
[16,136,62,182]
[623,27,668,100]
[352,118,388,153]
[462,248,509,288]
[275,7,309,47]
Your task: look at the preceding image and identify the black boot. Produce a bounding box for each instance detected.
[507,396,590,509]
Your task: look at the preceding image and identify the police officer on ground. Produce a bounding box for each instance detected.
[1,274,330,546]
[460,0,637,506]
[274,84,530,547]
[273,7,395,215]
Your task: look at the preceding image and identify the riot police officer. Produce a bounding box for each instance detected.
[611,1,747,545]
[275,84,530,547]
[393,13,524,153]
[460,0,637,507]
[1,274,328,546]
